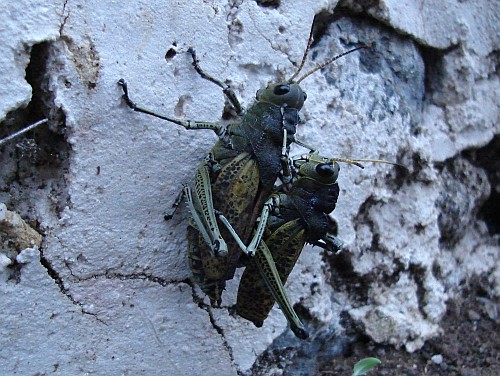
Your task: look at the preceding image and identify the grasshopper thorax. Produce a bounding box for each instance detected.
[256,82,307,110]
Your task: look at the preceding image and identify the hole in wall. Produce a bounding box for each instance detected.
[255,0,280,9]
[0,41,70,223]
[165,42,177,61]
[467,136,500,236]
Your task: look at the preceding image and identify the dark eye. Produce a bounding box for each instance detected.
[303,92,307,101]
[316,163,335,177]
[273,84,290,95]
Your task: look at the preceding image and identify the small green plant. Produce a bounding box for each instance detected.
[352,357,382,376]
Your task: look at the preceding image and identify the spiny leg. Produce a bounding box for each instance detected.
[253,240,308,339]
[215,197,273,258]
[118,79,225,136]
[187,48,243,116]
[183,164,228,257]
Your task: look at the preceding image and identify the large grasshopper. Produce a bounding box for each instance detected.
[118,23,366,339]
[236,153,345,329]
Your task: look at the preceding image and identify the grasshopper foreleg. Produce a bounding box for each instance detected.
[280,128,293,186]
[187,48,243,116]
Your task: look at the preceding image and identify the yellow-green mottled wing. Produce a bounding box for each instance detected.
[187,152,260,305]
[236,218,307,326]
[212,151,260,278]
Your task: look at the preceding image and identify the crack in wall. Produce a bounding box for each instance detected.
[65,268,190,288]
[187,280,239,373]
[58,0,70,37]
[39,245,106,325]
[103,271,192,290]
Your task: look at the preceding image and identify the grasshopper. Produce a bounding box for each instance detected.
[237,153,403,331]
[236,153,346,329]
[118,22,366,337]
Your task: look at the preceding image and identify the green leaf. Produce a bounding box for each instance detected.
[352,357,382,376]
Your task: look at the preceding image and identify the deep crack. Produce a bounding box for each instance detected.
[187,280,238,370]
[39,247,106,325]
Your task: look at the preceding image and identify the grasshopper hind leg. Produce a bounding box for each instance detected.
[187,222,224,306]
[184,164,229,257]
[237,240,309,339]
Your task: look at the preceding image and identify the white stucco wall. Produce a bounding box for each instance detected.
[1,0,498,374]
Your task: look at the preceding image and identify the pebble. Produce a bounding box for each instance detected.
[431,354,443,365]
[467,309,480,321]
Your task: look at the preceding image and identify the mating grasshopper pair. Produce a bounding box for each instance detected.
[118,22,366,339]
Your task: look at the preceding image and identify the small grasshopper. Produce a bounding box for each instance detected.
[118,22,366,334]
[236,153,346,330]
[236,153,403,332]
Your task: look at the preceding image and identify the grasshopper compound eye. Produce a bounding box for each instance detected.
[273,84,290,95]
[316,163,336,177]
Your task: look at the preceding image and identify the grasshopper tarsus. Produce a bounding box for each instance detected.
[164,188,186,221]
[186,47,197,63]
[291,325,309,340]
[118,79,139,111]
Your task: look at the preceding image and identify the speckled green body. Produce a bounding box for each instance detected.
[237,154,341,326]
[187,101,302,305]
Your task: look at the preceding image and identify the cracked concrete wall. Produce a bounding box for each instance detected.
[0,0,498,375]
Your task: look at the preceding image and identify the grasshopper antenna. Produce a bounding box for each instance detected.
[287,20,315,82]
[296,45,368,84]
[331,157,408,170]
[286,17,370,83]
[351,158,408,170]
[328,157,365,169]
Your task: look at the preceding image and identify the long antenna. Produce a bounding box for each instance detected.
[350,158,407,170]
[332,157,407,170]
[328,157,365,169]
[296,45,368,83]
[287,21,316,83]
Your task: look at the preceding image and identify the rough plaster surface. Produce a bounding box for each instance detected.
[0,0,498,374]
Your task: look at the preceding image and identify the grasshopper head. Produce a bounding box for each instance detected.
[294,155,340,213]
[256,82,307,110]
[295,155,340,184]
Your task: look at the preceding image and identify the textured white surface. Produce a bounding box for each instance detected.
[1,0,498,374]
